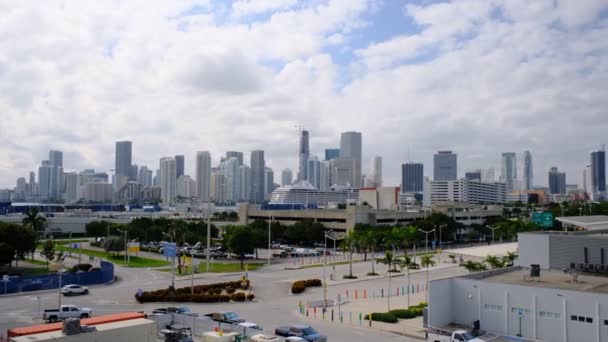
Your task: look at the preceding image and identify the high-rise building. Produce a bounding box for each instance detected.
[299,130,310,181]
[115,141,132,181]
[429,179,506,204]
[159,157,176,206]
[153,169,160,186]
[38,160,52,201]
[281,168,293,187]
[433,151,457,181]
[307,156,321,189]
[325,148,340,161]
[481,168,495,183]
[330,157,361,188]
[220,157,240,202]
[583,165,592,196]
[64,172,79,203]
[195,151,211,201]
[465,170,482,182]
[47,150,63,201]
[402,163,424,193]
[264,167,275,200]
[175,155,185,179]
[251,150,265,202]
[548,167,566,195]
[83,183,112,203]
[591,148,606,199]
[340,132,362,186]
[137,166,153,187]
[14,177,27,202]
[28,171,36,198]
[501,152,517,192]
[319,161,331,192]
[522,150,533,190]
[226,151,244,166]
[210,170,224,203]
[370,156,382,187]
[177,175,196,198]
[239,165,252,202]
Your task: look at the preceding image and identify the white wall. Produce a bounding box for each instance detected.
[517,233,551,269]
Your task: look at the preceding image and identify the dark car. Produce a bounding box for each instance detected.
[275,325,327,342]
[204,311,244,324]
[152,306,191,315]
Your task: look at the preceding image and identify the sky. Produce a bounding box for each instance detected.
[1,0,608,189]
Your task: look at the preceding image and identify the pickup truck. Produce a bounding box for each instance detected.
[204,311,244,324]
[275,325,327,342]
[43,305,93,323]
[427,329,488,342]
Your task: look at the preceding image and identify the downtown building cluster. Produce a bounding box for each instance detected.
[2,133,607,208]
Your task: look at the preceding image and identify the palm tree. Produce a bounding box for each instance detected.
[420,254,436,302]
[366,230,380,275]
[377,250,399,272]
[461,260,487,273]
[502,251,518,266]
[396,255,415,308]
[485,255,505,269]
[342,231,358,279]
[22,208,47,236]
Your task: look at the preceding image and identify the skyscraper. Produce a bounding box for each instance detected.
[299,130,310,181]
[226,151,244,166]
[330,157,360,188]
[465,170,482,182]
[175,155,185,179]
[195,151,211,201]
[239,165,252,202]
[307,156,321,189]
[339,131,362,187]
[264,167,275,200]
[324,148,340,161]
[548,167,566,195]
[281,168,293,187]
[64,172,79,202]
[177,175,196,198]
[251,150,265,202]
[49,150,63,167]
[591,148,606,198]
[433,151,457,181]
[402,163,424,193]
[38,160,52,201]
[159,157,176,206]
[115,141,132,180]
[137,166,153,187]
[523,150,533,190]
[319,161,331,191]
[220,157,240,202]
[583,164,592,195]
[501,152,517,192]
[370,156,382,187]
[48,150,63,200]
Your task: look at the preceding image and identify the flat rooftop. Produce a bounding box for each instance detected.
[448,242,518,257]
[483,268,608,294]
[556,215,608,229]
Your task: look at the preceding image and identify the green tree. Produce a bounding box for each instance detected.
[377,250,399,273]
[0,243,15,267]
[342,231,359,279]
[396,254,416,308]
[420,254,436,301]
[502,251,518,266]
[40,240,56,265]
[103,236,125,257]
[484,255,505,269]
[22,208,47,235]
[461,260,487,273]
[226,226,254,269]
[0,223,37,266]
[85,221,108,241]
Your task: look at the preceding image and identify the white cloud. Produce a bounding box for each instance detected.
[0,0,607,189]
[232,0,298,18]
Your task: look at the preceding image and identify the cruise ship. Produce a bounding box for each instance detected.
[269,181,359,207]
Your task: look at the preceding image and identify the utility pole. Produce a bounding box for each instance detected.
[268,214,272,266]
[486,225,500,245]
[206,200,212,272]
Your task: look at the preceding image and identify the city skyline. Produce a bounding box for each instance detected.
[1,1,608,189]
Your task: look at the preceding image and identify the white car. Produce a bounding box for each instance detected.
[61,284,89,296]
[285,337,307,342]
[238,322,263,335]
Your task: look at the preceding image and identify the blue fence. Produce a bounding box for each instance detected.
[1,261,114,295]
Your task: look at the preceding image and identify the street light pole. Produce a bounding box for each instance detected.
[162,231,175,289]
[206,200,212,273]
[486,225,500,245]
[418,229,435,255]
[323,230,332,313]
[437,224,447,248]
[268,215,272,266]
[117,229,128,266]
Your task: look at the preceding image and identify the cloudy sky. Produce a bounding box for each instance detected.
[1,0,607,189]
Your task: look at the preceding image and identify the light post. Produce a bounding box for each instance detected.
[268,215,272,266]
[162,231,175,289]
[418,228,434,303]
[418,228,435,255]
[437,224,447,248]
[323,230,333,313]
[117,229,128,266]
[486,225,500,245]
[57,266,64,308]
[206,200,212,273]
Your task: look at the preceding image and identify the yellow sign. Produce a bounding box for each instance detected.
[128,246,140,253]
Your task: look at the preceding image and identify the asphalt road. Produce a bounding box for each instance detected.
[0,255,467,341]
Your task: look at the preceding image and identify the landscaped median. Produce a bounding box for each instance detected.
[291,279,322,294]
[156,262,264,274]
[135,279,255,303]
[53,244,170,268]
[364,302,428,323]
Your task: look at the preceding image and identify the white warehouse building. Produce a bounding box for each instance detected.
[427,229,608,342]
[429,179,506,204]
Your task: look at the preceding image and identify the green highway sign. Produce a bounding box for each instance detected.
[532,212,554,228]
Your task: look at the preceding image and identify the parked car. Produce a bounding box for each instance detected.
[152,307,192,315]
[275,325,327,342]
[204,311,244,324]
[61,284,89,296]
[191,249,206,258]
[210,251,227,259]
[43,305,93,323]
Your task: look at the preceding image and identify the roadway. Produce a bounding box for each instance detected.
[0,254,470,341]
